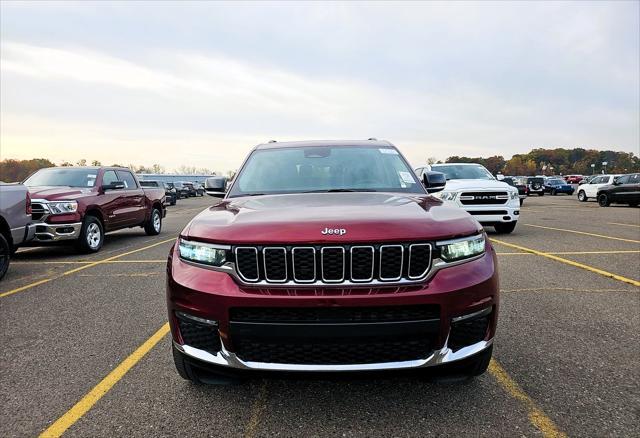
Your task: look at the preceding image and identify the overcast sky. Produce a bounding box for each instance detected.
[1,1,638,172]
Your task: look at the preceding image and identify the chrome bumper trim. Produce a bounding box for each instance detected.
[175,338,493,372]
[34,222,82,242]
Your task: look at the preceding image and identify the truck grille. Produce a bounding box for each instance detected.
[234,243,432,285]
[31,202,48,220]
[459,192,508,205]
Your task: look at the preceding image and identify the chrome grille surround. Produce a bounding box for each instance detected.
[233,243,436,287]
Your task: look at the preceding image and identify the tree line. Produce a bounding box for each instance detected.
[432,148,639,176]
[0,158,221,183]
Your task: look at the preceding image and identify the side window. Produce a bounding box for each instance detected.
[629,174,640,184]
[592,176,603,184]
[102,170,118,185]
[616,175,630,184]
[116,170,137,189]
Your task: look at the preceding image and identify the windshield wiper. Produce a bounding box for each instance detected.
[302,189,377,193]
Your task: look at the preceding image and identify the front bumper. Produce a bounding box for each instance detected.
[33,222,82,242]
[461,205,519,224]
[167,243,499,372]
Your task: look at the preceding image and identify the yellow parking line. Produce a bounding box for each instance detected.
[489,359,567,438]
[39,323,170,438]
[524,224,640,243]
[497,250,640,256]
[244,381,269,438]
[11,260,166,265]
[608,222,640,228]
[0,237,176,298]
[491,238,640,287]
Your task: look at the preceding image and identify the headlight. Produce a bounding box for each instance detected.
[437,234,485,262]
[178,239,228,266]
[48,201,78,214]
[509,190,519,200]
[436,191,457,201]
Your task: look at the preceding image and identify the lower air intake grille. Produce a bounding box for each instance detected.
[448,313,490,351]
[177,315,221,354]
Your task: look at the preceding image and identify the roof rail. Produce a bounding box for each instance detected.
[268,140,277,143]
[367,137,377,141]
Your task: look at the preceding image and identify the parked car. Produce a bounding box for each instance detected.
[0,183,37,280]
[596,173,640,207]
[140,180,177,206]
[23,166,166,253]
[578,175,596,185]
[194,183,205,196]
[524,177,545,196]
[422,163,520,234]
[169,139,498,382]
[576,174,621,202]
[544,178,575,196]
[564,175,584,184]
[181,182,197,197]
[502,176,526,206]
[173,182,189,199]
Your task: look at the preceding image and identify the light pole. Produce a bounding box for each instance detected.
[602,161,608,174]
[591,163,595,175]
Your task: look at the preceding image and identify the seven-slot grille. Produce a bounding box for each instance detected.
[31,202,48,220]
[235,243,432,285]
[459,191,508,205]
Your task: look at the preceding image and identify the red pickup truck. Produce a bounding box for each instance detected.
[168,140,498,382]
[24,166,166,253]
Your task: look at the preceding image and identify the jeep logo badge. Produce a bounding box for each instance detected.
[321,227,347,236]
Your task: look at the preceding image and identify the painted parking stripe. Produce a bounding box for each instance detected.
[489,359,567,438]
[608,222,640,228]
[496,250,640,256]
[39,324,170,438]
[524,224,640,243]
[0,237,176,298]
[491,238,640,287]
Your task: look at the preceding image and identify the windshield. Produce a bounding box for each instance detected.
[431,164,494,180]
[548,179,564,185]
[24,168,99,188]
[228,146,424,197]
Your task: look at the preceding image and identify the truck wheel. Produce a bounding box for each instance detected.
[0,233,10,281]
[577,191,587,202]
[494,222,517,234]
[144,208,162,236]
[538,192,544,196]
[551,189,557,196]
[629,202,638,208]
[598,194,610,207]
[76,215,104,253]
[519,199,523,206]
[172,344,201,384]
[171,196,177,206]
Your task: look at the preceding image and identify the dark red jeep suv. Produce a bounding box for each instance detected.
[167,140,499,381]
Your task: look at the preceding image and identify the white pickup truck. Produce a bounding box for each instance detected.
[415,163,520,234]
[576,174,621,202]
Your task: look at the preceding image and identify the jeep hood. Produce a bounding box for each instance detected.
[27,186,96,201]
[184,192,482,244]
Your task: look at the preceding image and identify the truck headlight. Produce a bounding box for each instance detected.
[178,239,228,266]
[509,190,519,200]
[437,234,485,262]
[436,191,457,201]
[48,201,78,214]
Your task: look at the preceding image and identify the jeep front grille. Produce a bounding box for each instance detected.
[234,243,432,285]
[459,192,508,205]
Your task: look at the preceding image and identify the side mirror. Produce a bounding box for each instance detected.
[101,181,125,191]
[204,176,227,198]
[422,171,446,193]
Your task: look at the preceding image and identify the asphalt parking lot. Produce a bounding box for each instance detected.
[1,194,638,438]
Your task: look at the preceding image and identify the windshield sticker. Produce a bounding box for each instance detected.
[379,148,398,155]
[399,171,415,184]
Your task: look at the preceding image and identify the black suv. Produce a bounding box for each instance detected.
[140,180,177,205]
[525,177,545,196]
[502,177,526,206]
[597,173,640,207]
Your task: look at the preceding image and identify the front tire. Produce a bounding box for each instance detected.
[494,222,517,234]
[578,191,587,202]
[0,233,10,281]
[76,215,104,253]
[172,345,201,384]
[551,189,557,196]
[538,192,544,196]
[598,194,610,207]
[144,208,162,236]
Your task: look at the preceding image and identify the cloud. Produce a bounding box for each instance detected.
[1,1,638,171]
